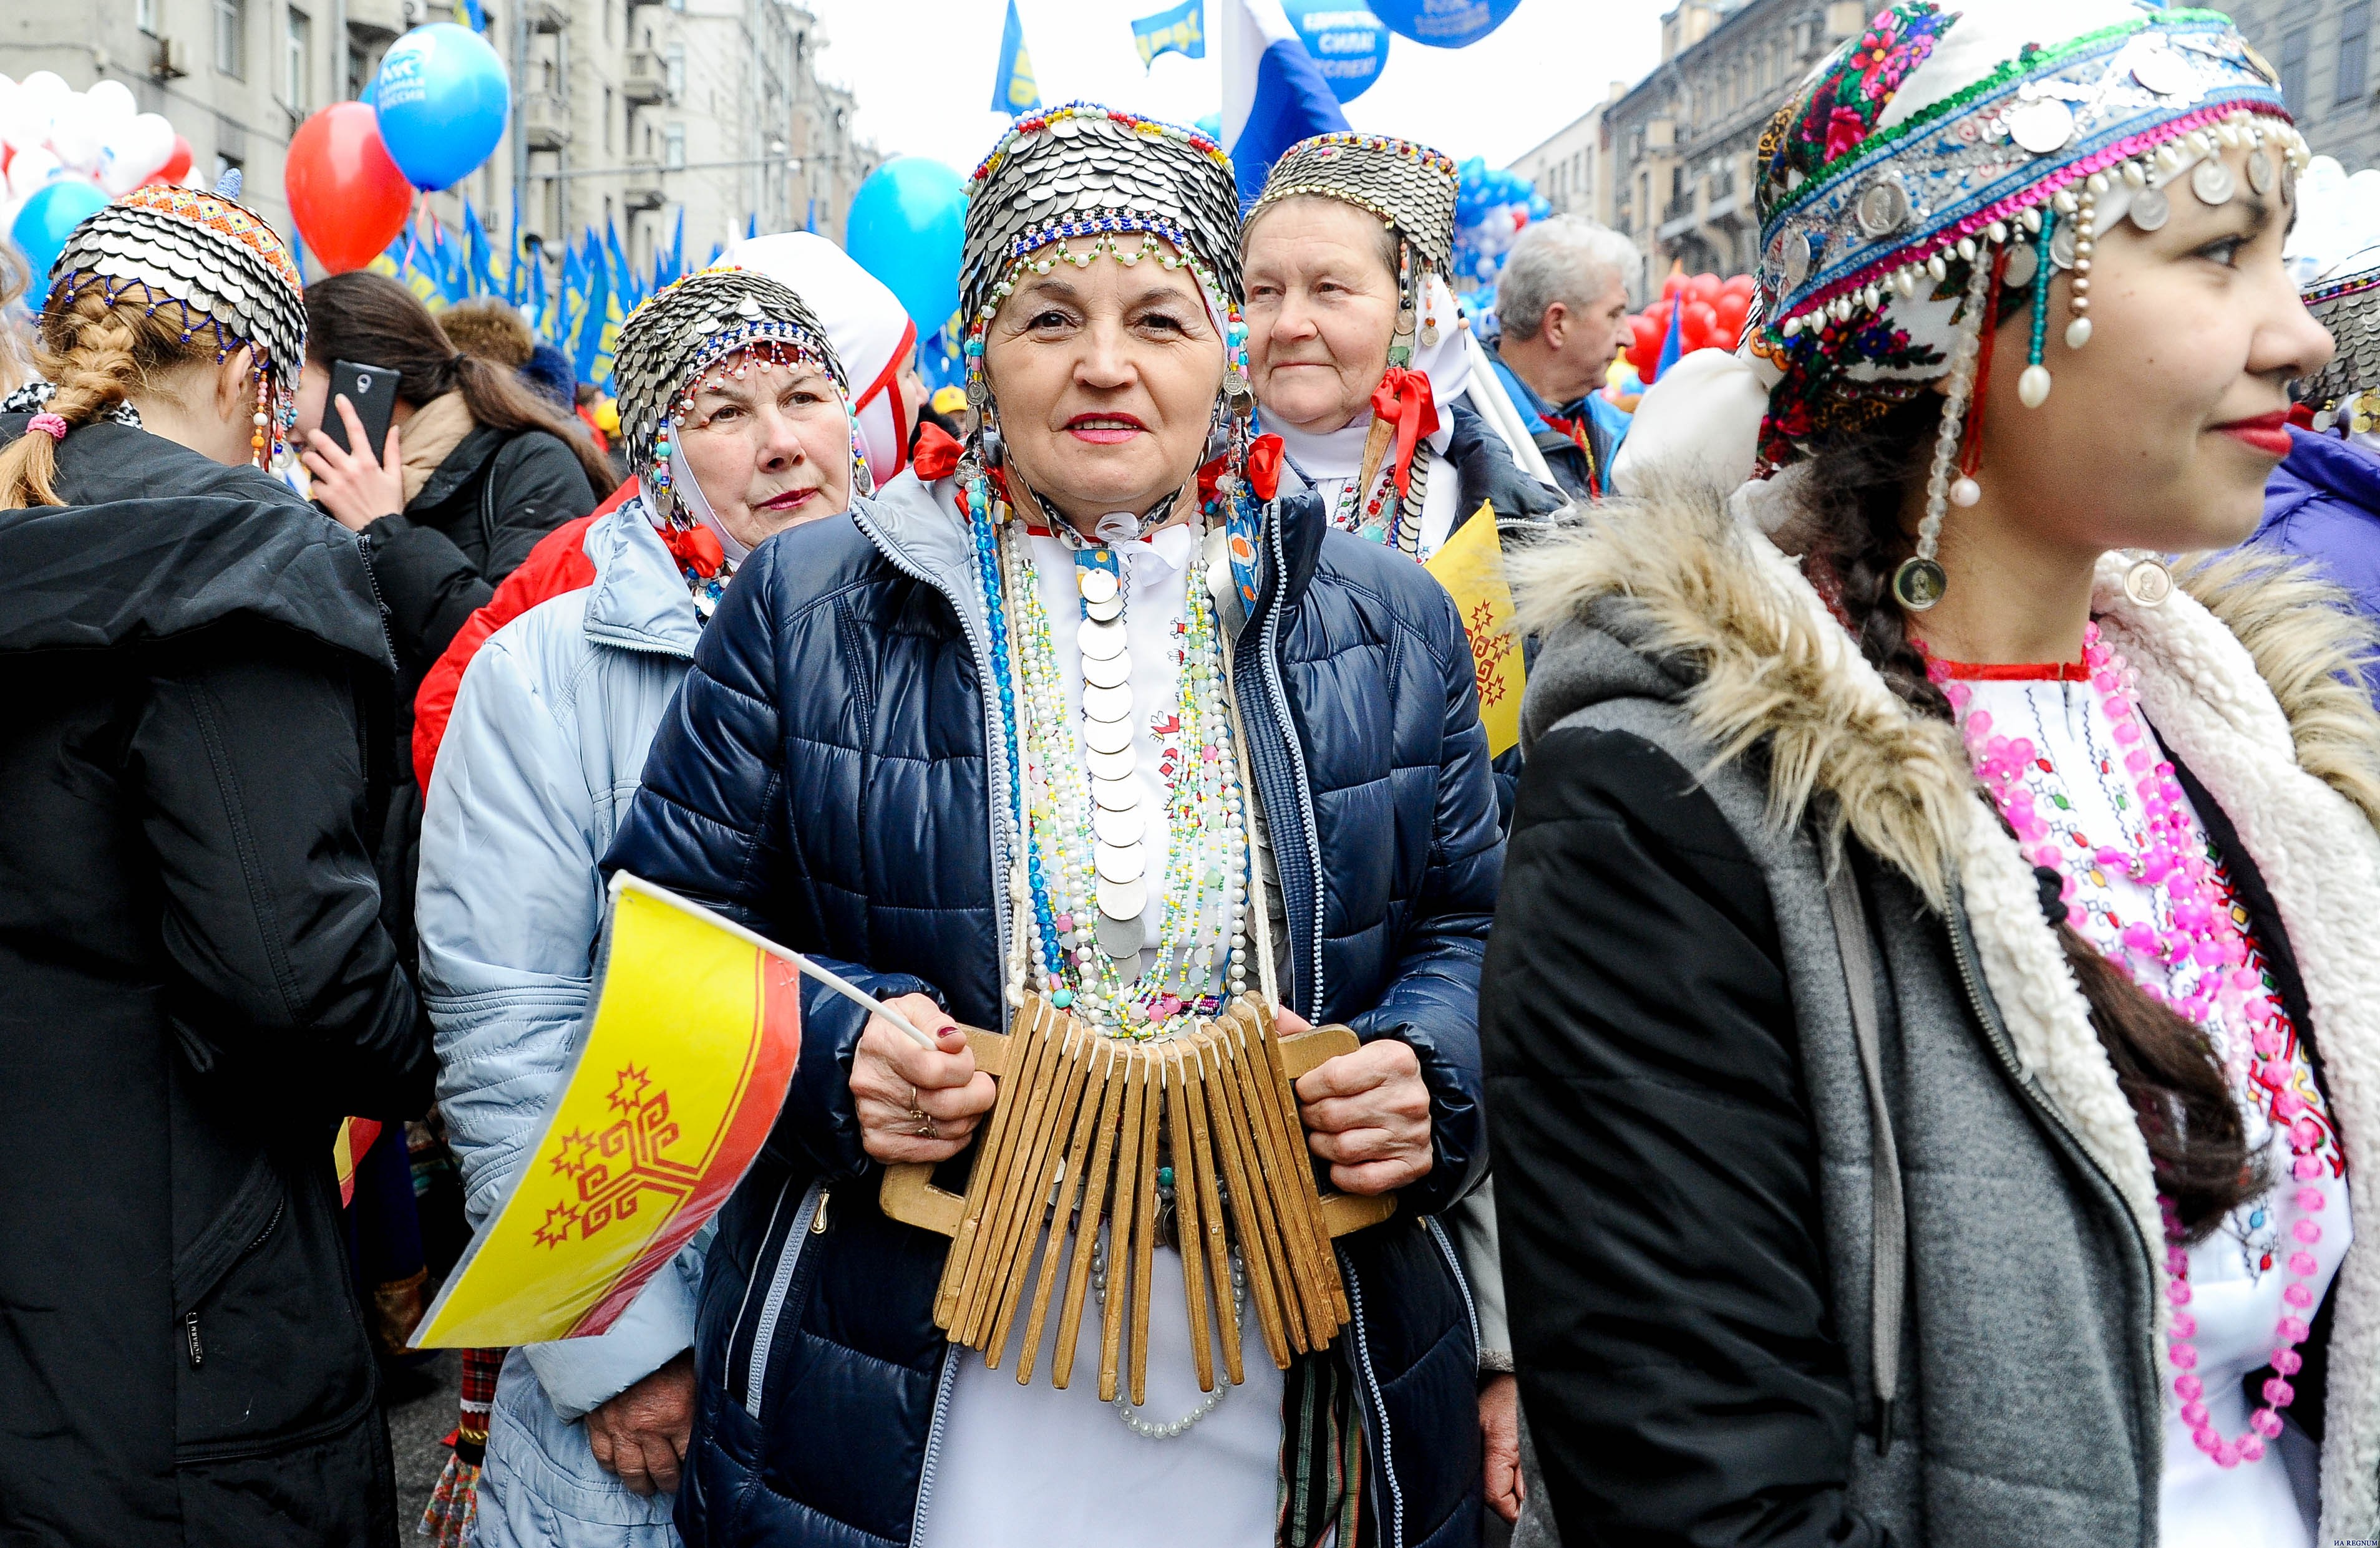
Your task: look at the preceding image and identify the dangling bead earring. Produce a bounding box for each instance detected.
[1894,247,1996,612]
[1419,268,1440,349]
[250,368,270,470]
[1389,242,1416,369]
[2018,207,2056,409]
[2066,180,2096,351]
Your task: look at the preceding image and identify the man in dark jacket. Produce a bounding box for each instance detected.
[0,415,434,1547]
[1485,216,1639,501]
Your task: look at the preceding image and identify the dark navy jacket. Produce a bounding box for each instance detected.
[604,477,1500,1548]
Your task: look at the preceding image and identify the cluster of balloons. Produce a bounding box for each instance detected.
[0,72,199,280]
[843,157,966,345]
[1625,271,1757,385]
[1452,157,1552,291]
[1281,0,1391,105]
[289,22,510,273]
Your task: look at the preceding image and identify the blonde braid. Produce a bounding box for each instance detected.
[0,286,220,509]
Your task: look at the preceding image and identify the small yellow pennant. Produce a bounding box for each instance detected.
[1426,502,1525,758]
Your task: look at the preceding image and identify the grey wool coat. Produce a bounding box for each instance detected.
[1484,486,2380,1547]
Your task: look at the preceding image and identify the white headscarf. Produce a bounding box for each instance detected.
[726,231,918,479]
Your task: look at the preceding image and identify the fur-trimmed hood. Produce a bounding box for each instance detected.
[1511,481,2380,1541]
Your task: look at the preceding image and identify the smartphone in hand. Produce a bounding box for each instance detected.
[320,359,401,461]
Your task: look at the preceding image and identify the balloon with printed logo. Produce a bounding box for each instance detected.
[9,177,109,284]
[1282,1,1391,103]
[286,102,415,273]
[845,156,966,340]
[372,22,510,191]
[1367,0,1522,48]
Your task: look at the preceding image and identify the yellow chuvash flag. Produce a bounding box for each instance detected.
[412,876,805,1348]
[1426,501,1526,758]
[334,1118,383,1208]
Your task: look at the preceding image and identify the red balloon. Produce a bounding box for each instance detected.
[1688,272,1722,304]
[1684,301,1721,349]
[1713,293,1751,339]
[285,104,412,274]
[1723,273,1758,299]
[159,135,193,184]
[1661,272,1689,301]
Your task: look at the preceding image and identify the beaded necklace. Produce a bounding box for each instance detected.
[1324,443,1432,555]
[1932,622,2338,1471]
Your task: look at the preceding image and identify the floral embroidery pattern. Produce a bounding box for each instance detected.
[1759,3,1958,215]
[1752,304,1944,466]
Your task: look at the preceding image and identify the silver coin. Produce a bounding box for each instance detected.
[1095,841,1146,883]
[1082,649,1130,689]
[1094,806,1144,846]
[1086,744,1137,780]
[1077,618,1129,661]
[1781,230,1810,289]
[1084,715,1133,755]
[1077,568,1119,604]
[2050,221,2078,269]
[1855,176,1910,239]
[2129,46,2192,97]
[2008,99,2075,156]
[2190,157,2235,207]
[2129,186,2170,232]
[2124,557,2174,607]
[1092,776,1139,811]
[1097,876,1149,921]
[1084,594,1124,623]
[2003,240,2039,289]
[1095,909,1145,960]
[2248,147,2275,196]
[1082,682,1133,721]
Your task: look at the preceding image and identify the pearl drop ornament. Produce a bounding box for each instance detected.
[2066,317,2094,349]
[2018,364,2053,409]
[1951,476,1981,507]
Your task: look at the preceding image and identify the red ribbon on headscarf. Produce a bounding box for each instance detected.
[911,422,964,482]
[1369,367,1440,500]
[659,521,726,578]
[1246,435,1284,503]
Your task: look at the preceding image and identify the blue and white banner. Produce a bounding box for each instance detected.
[992,0,1042,115]
[1283,2,1389,104]
[1222,0,1349,210]
[1132,0,1207,67]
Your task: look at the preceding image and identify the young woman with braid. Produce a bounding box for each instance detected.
[0,185,429,1545]
[1483,6,2380,1547]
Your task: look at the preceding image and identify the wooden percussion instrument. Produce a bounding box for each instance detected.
[880,992,1396,1403]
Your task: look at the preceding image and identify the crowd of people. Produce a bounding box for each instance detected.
[6,4,2380,1547]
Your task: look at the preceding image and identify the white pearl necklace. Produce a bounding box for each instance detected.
[1089,1229,1247,1440]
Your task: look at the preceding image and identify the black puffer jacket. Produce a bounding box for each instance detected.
[0,416,433,1548]
[361,422,599,962]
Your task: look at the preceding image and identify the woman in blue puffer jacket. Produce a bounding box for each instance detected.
[417,260,946,1546]
[605,105,1500,1548]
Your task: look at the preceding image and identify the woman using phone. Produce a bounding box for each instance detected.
[1485,5,2380,1545]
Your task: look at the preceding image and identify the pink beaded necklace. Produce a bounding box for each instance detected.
[1928,621,2329,1471]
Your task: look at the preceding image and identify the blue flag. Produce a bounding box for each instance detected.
[992,0,1041,115]
[505,190,527,309]
[1654,294,1686,382]
[463,205,498,298]
[1132,0,1205,66]
[451,0,486,27]
[569,235,608,384]
[527,237,548,337]
[1223,0,1348,210]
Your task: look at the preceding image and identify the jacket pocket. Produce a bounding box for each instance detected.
[173,1157,377,1460]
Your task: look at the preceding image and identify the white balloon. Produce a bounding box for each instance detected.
[17,71,69,107]
[7,143,61,199]
[46,92,105,171]
[97,111,174,194]
[85,80,137,129]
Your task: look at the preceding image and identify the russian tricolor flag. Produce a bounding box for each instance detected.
[1223,0,1351,211]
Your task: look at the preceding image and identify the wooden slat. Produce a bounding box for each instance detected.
[961,1006,1070,1348]
[981,1016,1094,1365]
[1130,1047,1161,1406]
[1164,1044,1216,1394]
[1014,1031,1110,1385]
[1196,1023,1292,1371]
[937,998,1052,1331]
[1099,1044,1147,1403]
[1177,1035,1242,1388]
[1052,1039,1128,1390]
[1224,1000,1330,1348]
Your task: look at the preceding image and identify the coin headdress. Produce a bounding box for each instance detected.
[1251,132,1460,366]
[2289,158,2380,431]
[610,263,867,519]
[959,104,1257,548]
[1743,0,2306,612]
[46,181,308,468]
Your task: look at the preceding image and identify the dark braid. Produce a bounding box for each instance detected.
[1799,402,2259,1239]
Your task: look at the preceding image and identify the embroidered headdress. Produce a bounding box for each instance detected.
[2288,158,2380,427]
[1734,0,2307,608]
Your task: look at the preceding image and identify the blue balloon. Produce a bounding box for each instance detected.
[1195,113,1223,141]
[9,180,110,288]
[1283,1,1391,104]
[845,157,966,341]
[374,24,510,191]
[1367,0,1523,48]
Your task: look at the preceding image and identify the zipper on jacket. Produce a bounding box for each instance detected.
[180,1196,283,1372]
[1233,511,1326,1014]
[743,1181,828,1418]
[726,1178,794,1410]
[1944,910,2162,1535]
[1426,1217,1480,1360]
[909,1341,963,1548]
[1336,1244,1405,1548]
[184,1311,203,1368]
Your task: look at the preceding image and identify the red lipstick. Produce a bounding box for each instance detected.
[2213,411,2294,459]
[1066,412,1147,445]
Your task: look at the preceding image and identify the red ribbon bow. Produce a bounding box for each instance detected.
[1369,367,1440,500]
[658,521,726,578]
[1246,434,1284,503]
[911,422,964,483]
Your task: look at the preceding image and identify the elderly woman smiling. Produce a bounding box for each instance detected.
[605,104,1502,1548]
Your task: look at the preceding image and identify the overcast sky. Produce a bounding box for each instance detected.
[799,0,1672,175]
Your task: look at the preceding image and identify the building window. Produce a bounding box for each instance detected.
[603,85,614,152]
[2343,4,2371,105]
[665,42,684,101]
[2280,27,2311,112]
[138,0,160,34]
[214,0,246,76]
[664,122,685,170]
[284,8,310,109]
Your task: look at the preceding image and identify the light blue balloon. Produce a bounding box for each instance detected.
[1368,0,1523,49]
[374,23,510,191]
[1283,1,1391,104]
[845,157,966,340]
[9,180,110,288]
[1195,114,1223,142]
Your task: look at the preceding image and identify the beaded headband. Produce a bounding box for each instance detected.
[1251,132,1460,369]
[610,265,866,508]
[47,183,306,399]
